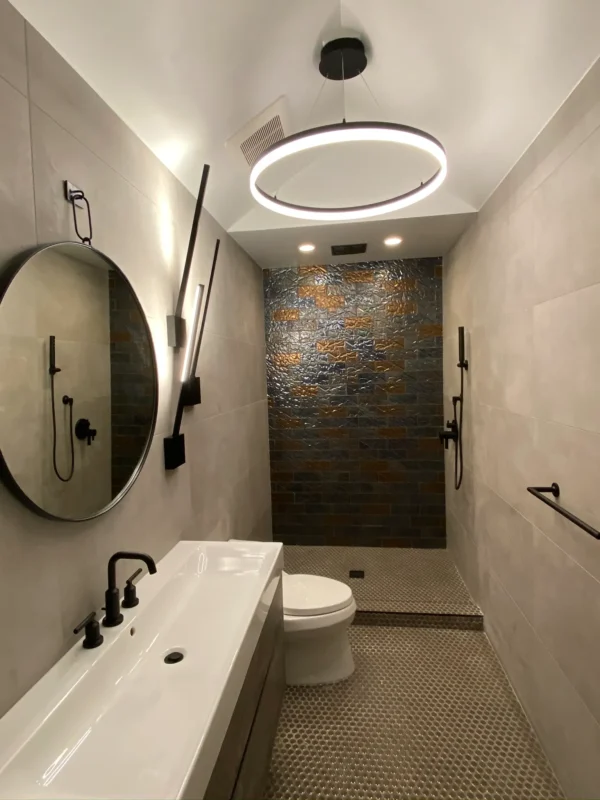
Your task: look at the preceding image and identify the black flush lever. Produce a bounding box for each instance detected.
[122,568,143,608]
[73,611,104,649]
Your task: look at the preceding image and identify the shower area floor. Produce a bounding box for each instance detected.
[283,545,481,617]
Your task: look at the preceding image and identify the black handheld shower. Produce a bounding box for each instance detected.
[439,327,468,490]
[49,335,75,482]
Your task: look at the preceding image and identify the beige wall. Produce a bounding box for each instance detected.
[444,57,600,798]
[0,0,271,716]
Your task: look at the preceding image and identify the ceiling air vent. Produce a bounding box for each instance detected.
[240,116,285,166]
[226,96,290,169]
[331,243,368,256]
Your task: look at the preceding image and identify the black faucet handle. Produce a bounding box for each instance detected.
[122,568,143,608]
[74,611,104,649]
[126,568,143,585]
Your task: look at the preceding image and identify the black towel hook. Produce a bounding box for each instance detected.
[64,182,93,245]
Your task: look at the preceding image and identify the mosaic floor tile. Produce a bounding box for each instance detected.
[283,545,481,615]
[267,626,563,800]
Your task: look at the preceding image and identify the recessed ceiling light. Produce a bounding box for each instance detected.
[298,243,316,253]
[384,236,403,247]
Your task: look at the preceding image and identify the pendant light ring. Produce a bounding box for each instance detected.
[249,121,447,222]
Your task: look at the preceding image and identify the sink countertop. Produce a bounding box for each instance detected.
[0,539,283,800]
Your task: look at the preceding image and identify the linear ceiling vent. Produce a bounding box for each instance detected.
[226,96,290,169]
[241,116,284,166]
[331,243,368,256]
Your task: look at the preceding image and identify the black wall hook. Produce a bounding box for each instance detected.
[64,181,93,245]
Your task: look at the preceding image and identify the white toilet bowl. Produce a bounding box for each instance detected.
[282,571,356,686]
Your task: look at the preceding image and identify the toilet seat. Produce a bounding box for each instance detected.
[282,572,353,616]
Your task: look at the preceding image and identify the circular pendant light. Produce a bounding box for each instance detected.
[249,38,447,223]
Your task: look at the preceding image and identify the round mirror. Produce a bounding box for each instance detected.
[0,242,158,521]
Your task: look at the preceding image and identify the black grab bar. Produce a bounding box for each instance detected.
[527,484,600,541]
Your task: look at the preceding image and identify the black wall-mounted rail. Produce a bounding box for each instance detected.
[527,483,600,540]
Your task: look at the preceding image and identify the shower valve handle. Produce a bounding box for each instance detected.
[75,418,97,446]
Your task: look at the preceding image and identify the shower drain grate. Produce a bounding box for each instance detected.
[354,610,484,631]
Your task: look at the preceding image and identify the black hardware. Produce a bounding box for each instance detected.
[439,419,458,450]
[164,651,185,664]
[349,569,365,579]
[439,327,467,489]
[64,181,93,245]
[103,551,157,627]
[49,335,75,483]
[319,37,367,81]
[49,335,60,376]
[527,484,600,541]
[122,567,143,608]
[168,164,211,348]
[331,243,367,256]
[164,238,220,471]
[75,418,97,446]
[73,611,104,649]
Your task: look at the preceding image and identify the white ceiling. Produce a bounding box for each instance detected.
[11,0,600,267]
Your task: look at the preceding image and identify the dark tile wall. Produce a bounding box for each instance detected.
[263,258,445,548]
[109,271,155,497]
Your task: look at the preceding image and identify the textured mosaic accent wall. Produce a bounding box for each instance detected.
[264,258,445,548]
[109,271,155,497]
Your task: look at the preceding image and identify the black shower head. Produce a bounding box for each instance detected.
[48,335,61,376]
[457,327,468,370]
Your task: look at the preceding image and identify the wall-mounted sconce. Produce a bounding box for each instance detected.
[167,164,210,349]
[164,239,220,470]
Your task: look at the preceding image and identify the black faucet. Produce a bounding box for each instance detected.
[103,551,157,627]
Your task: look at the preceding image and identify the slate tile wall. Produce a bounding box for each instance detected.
[109,270,155,497]
[264,258,445,547]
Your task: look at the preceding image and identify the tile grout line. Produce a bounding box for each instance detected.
[23,23,39,246]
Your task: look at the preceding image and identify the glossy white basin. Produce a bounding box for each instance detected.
[0,540,283,799]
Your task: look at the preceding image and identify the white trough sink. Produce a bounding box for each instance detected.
[0,540,283,799]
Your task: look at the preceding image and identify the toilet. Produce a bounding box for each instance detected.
[282,571,357,686]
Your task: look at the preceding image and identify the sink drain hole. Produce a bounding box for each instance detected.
[164,650,185,664]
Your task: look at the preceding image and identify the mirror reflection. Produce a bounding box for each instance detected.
[0,243,157,520]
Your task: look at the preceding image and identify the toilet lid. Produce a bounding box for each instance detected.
[282,572,353,616]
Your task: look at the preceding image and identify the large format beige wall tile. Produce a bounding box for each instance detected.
[475,480,535,623]
[0,1,270,718]
[30,106,176,323]
[445,54,600,797]
[534,125,600,305]
[531,526,600,726]
[471,307,534,417]
[531,419,600,583]
[534,282,600,434]
[484,571,600,800]
[25,25,169,211]
[0,78,36,264]
[186,400,271,542]
[0,1,27,96]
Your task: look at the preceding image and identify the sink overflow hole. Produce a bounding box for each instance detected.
[164,651,185,664]
[129,627,136,636]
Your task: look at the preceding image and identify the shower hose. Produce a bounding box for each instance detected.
[452,366,465,491]
[50,373,75,482]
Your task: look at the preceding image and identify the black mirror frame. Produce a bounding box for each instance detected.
[0,242,159,522]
